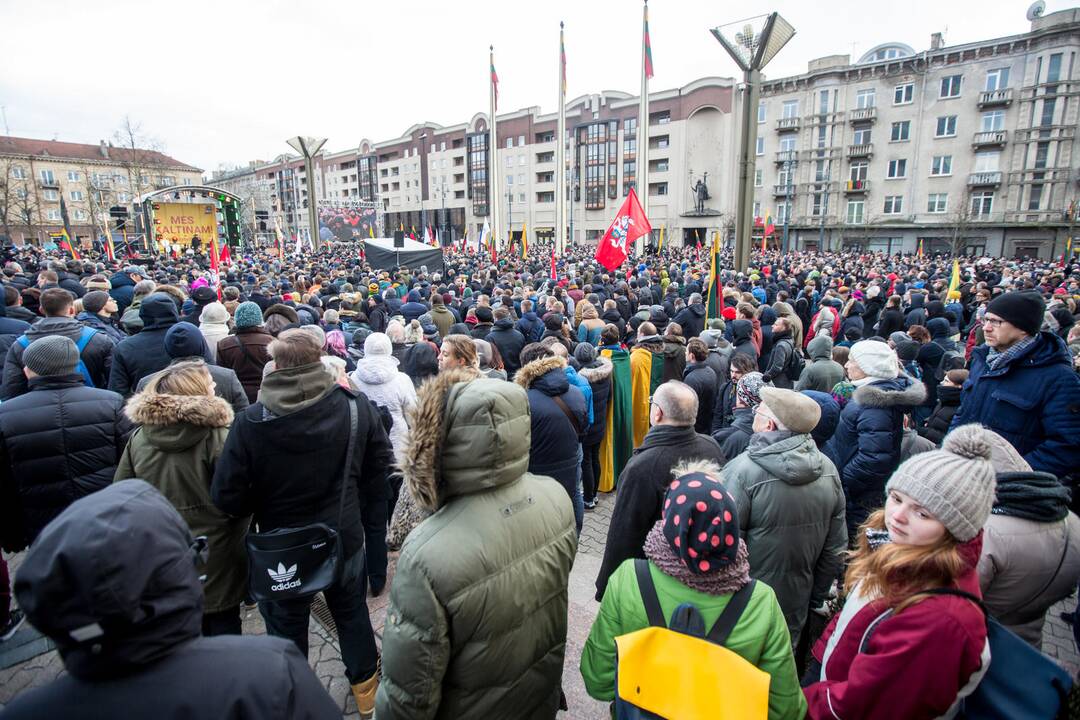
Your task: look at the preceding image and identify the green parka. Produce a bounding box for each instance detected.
[376,367,578,720]
[114,391,248,613]
[721,432,847,641]
[580,558,807,720]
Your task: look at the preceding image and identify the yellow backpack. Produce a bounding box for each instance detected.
[613,560,770,720]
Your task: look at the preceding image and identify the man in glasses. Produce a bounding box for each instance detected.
[951,291,1080,479]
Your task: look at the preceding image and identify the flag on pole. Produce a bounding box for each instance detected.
[294,232,302,256]
[491,50,500,110]
[103,229,116,262]
[948,259,961,296]
[480,220,491,258]
[369,224,375,239]
[594,187,651,271]
[551,245,557,280]
[918,238,924,258]
[219,243,232,267]
[58,196,80,259]
[694,229,701,261]
[657,225,665,252]
[706,231,722,322]
[1064,236,1073,266]
[521,220,528,258]
[643,0,654,79]
[764,211,775,237]
[560,24,567,96]
[209,236,220,272]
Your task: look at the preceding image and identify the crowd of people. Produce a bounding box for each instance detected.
[0,237,1079,719]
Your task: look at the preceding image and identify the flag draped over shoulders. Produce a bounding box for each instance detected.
[629,344,668,448]
[599,346,632,493]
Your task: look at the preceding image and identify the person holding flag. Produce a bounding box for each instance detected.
[595,188,651,272]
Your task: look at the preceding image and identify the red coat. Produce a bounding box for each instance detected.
[803,309,841,349]
[804,535,988,720]
[750,317,763,354]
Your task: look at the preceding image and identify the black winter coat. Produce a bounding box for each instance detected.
[0,375,132,547]
[713,406,754,462]
[211,386,394,561]
[682,361,717,435]
[2,317,115,399]
[486,318,527,378]
[107,294,180,397]
[516,358,587,481]
[761,332,795,389]
[595,424,724,600]
[710,377,739,434]
[578,358,613,446]
[876,307,905,339]
[918,383,962,445]
[673,304,706,340]
[862,296,885,335]
[5,479,339,720]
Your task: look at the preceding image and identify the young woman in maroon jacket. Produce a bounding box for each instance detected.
[803,424,996,720]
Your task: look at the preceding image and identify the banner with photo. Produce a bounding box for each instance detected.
[317,200,378,243]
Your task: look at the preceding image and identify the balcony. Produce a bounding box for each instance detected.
[978,88,1014,107]
[775,150,799,164]
[847,144,873,158]
[849,107,877,123]
[843,179,870,194]
[968,171,1003,187]
[776,117,800,132]
[972,130,1008,147]
[37,179,59,190]
[773,184,796,197]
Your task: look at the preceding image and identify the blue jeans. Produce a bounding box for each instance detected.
[259,551,378,683]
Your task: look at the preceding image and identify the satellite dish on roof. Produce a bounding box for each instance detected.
[1027,0,1046,21]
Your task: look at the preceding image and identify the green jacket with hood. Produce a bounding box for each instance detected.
[376,368,578,720]
[721,431,847,641]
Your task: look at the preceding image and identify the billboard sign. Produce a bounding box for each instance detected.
[317,200,378,243]
[154,202,217,246]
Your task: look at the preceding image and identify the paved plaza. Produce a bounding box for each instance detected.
[1,489,1077,716]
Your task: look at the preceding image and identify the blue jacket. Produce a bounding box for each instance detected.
[951,332,1080,479]
[515,312,544,343]
[108,272,136,314]
[824,376,925,533]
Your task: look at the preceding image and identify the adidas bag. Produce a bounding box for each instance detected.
[245,398,359,602]
[613,559,770,720]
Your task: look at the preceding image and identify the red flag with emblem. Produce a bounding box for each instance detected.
[219,243,232,267]
[594,187,651,271]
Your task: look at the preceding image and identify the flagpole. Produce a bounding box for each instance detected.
[489,45,502,258]
[556,21,567,255]
[636,0,651,257]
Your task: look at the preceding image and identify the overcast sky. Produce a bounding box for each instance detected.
[0,0,1057,174]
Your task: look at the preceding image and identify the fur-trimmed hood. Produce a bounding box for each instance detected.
[577,356,613,384]
[399,366,530,512]
[514,355,567,390]
[125,392,234,452]
[852,375,926,408]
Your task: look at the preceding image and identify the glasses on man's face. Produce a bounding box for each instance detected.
[983,317,1006,328]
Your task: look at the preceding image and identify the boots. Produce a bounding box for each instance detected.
[351,659,380,719]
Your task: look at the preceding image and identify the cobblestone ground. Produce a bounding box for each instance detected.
[3,488,1078,717]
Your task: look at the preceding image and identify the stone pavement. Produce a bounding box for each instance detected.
[3,487,1079,717]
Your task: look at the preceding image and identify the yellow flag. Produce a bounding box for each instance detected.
[657,225,665,252]
[521,221,528,258]
[948,259,961,295]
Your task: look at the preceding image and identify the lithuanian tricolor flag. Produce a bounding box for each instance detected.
[598,345,632,493]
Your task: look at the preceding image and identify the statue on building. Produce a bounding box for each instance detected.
[690,173,710,214]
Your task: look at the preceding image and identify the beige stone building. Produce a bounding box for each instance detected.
[0,136,201,246]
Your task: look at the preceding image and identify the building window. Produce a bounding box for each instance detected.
[467,132,490,216]
[67,170,80,182]
[980,111,1005,132]
[970,191,994,216]
[894,83,914,105]
[580,122,611,210]
[853,127,872,145]
[517,135,525,147]
[654,159,668,172]
[940,75,962,98]
[753,201,761,218]
[118,192,129,202]
[651,111,670,125]
[930,155,952,176]
[985,67,1010,91]
[69,190,84,201]
[935,115,957,137]
[506,156,513,168]
[755,137,765,156]
[46,209,61,221]
[887,159,907,179]
[856,88,876,109]
[779,136,796,152]
[758,103,766,124]
[537,191,554,203]
[519,156,526,166]
[655,136,669,149]
[39,169,56,185]
[651,182,668,196]
[782,100,799,119]
[1046,53,1063,83]
[505,138,513,149]
[43,189,59,201]
[890,121,910,142]
[1028,184,1045,211]
[754,169,763,187]
[973,151,1000,173]
[850,161,869,182]
[11,166,25,179]
[883,195,903,214]
[506,174,513,185]
[73,209,87,221]
[846,200,865,224]
[927,193,948,213]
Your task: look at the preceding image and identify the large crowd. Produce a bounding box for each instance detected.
[1,238,1079,719]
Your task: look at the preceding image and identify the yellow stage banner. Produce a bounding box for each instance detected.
[155,203,217,246]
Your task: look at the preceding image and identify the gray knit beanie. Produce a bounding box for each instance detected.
[885,424,997,542]
[23,336,80,376]
[233,301,263,329]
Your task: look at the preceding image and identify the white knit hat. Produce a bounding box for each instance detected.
[886,424,997,542]
[849,340,899,380]
[364,332,393,357]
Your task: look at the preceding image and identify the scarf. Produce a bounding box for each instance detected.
[643,521,750,595]
[992,472,1071,523]
[865,527,893,550]
[986,334,1035,371]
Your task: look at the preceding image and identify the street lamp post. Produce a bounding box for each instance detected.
[419,133,429,242]
[711,12,795,272]
[506,187,513,245]
[781,158,794,253]
[286,136,327,249]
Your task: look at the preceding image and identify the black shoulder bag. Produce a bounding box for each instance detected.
[245,397,359,602]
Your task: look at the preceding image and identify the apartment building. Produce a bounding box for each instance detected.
[754,7,1080,259]
[0,136,202,246]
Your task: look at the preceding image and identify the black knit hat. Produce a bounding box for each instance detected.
[986,291,1044,336]
[662,472,740,574]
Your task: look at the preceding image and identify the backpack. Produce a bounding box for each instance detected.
[17,327,99,387]
[613,559,770,719]
[934,343,965,382]
[864,587,1072,719]
[784,341,805,381]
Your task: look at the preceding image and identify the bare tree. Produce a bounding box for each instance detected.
[948,187,977,257]
[112,116,170,199]
[76,161,117,244]
[0,157,15,241]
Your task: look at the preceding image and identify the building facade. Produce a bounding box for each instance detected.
[754,8,1080,259]
[209,8,1079,259]
[0,136,202,246]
